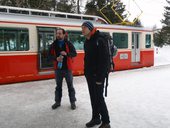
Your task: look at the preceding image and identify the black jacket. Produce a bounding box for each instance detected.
[84,30,110,82]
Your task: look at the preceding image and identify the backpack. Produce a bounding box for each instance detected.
[97,32,118,97]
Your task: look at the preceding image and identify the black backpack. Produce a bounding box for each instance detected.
[97,32,118,97]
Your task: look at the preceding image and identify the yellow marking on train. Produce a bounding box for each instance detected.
[6,76,16,79]
[18,74,34,77]
[0,52,37,56]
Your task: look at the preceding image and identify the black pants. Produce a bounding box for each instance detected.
[54,70,76,103]
[85,74,110,124]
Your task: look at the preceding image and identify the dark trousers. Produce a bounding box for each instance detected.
[54,70,76,103]
[85,74,110,124]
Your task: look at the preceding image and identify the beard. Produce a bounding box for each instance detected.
[57,36,64,40]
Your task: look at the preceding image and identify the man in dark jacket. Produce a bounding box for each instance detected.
[49,28,77,110]
[81,21,111,128]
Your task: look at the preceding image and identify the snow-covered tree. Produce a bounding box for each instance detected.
[161,0,170,45]
[154,0,170,47]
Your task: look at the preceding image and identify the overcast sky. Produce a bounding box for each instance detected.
[82,0,167,28]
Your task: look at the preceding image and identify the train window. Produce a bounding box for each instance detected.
[0,30,4,50]
[112,33,128,49]
[19,33,29,50]
[31,11,49,16]
[83,17,94,21]
[0,28,29,51]
[4,32,17,51]
[0,8,7,12]
[54,14,66,18]
[145,34,151,48]
[67,31,85,50]
[9,9,29,14]
[67,15,81,19]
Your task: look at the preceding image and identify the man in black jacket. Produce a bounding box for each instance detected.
[49,28,77,110]
[81,21,111,128]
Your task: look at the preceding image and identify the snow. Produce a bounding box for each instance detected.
[0,46,170,128]
[154,45,170,66]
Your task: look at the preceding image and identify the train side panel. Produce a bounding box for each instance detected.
[0,23,154,85]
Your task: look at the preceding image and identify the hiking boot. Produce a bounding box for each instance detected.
[86,118,101,127]
[51,102,60,109]
[71,102,76,110]
[98,123,111,128]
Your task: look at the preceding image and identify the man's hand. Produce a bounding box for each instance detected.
[56,55,63,62]
[60,51,67,56]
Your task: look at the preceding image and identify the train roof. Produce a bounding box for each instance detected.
[0,6,107,23]
[0,5,153,32]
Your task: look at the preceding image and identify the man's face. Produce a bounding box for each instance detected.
[56,29,65,40]
[81,26,91,37]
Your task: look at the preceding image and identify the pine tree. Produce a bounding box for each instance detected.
[26,0,53,10]
[0,0,53,10]
[0,0,78,13]
[56,0,76,13]
[161,0,170,45]
[154,0,170,47]
[84,0,98,15]
[154,29,165,47]
[76,0,80,14]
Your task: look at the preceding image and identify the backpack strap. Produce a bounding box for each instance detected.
[105,73,109,97]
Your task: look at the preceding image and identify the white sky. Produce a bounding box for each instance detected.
[82,0,167,28]
[121,0,167,28]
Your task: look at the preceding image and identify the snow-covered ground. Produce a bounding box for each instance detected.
[154,45,170,66]
[0,46,170,128]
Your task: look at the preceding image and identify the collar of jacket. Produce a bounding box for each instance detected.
[55,38,68,43]
[89,28,97,38]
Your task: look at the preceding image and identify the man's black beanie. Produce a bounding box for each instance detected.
[82,21,94,31]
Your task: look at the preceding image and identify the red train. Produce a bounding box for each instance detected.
[0,6,154,84]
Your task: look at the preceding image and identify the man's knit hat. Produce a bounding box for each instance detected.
[82,21,94,31]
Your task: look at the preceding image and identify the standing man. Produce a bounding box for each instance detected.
[81,21,111,128]
[49,28,77,110]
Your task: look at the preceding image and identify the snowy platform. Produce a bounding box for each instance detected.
[0,64,170,128]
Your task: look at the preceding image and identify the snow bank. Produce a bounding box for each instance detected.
[154,45,170,66]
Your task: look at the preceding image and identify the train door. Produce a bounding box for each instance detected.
[37,27,56,70]
[131,32,140,62]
